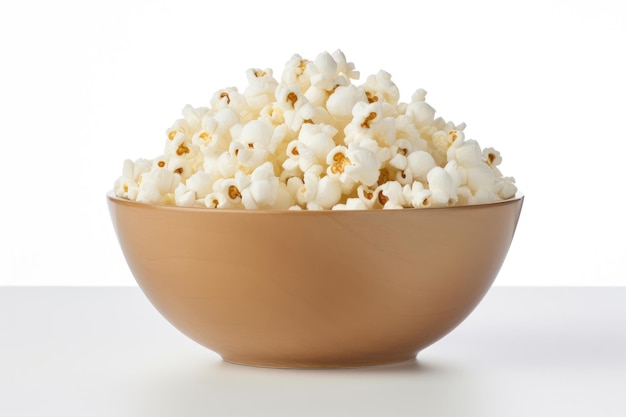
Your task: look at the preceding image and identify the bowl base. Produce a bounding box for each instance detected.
[220,353,419,369]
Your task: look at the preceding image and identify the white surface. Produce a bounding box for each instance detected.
[1,0,625,286]
[1,286,625,416]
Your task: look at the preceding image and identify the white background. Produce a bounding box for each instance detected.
[0,0,624,286]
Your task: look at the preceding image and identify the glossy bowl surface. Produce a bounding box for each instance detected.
[108,192,523,368]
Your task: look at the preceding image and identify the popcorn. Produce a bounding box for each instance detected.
[114,50,518,210]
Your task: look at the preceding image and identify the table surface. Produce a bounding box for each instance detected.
[1,286,625,417]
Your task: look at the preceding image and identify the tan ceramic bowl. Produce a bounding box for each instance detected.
[108,192,523,368]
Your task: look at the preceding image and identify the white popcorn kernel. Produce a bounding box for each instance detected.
[395,166,413,186]
[433,129,464,155]
[495,176,518,199]
[275,84,313,131]
[412,89,427,102]
[294,165,341,209]
[332,198,368,210]
[389,153,408,171]
[427,165,459,207]
[406,99,436,128]
[447,138,486,170]
[356,185,377,209]
[283,123,336,173]
[216,150,237,178]
[326,84,366,121]
[211,87,254,123]
[273,183,296,210]
[299,123,337,161]
[114,158,152,200]
[192,108,240,155]
[407,150,437,183]
[312,175,342,209]
[283,139,310,172]
[404,181,432,208]
[454,187,495,206]
[213,107,240,132]
[295,165,322,207]
[114,176,138,201]
[239,119,273,151]
[471,188,498,205]
[244,68,279,113]
[395,115,427,150]
[181,104,209,133]
[456,185,473,206]
[229,139,268,172]
[482,147,503,168]
[304,85,328,107]
[465,164,497,193]
[167,156,192,180]
[245,161,279,208]
[326,143,380,191]
[281,54,311,92]
[344,100,396,147]
[212,176,246,208]
[332,49,359,80]
[362,70,400,106]
[375,180,406,209]
[174,183,197,207]
[286,176,304,198]
[308,51,339,92]
[136,167,180,205]
[165,118,192,144]
[185,170,216,199]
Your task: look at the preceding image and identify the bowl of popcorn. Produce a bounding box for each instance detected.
[108,50,523,368]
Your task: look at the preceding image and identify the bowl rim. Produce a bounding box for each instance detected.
[107,190,524,215]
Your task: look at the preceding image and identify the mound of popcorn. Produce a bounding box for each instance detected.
[114,50,517,210]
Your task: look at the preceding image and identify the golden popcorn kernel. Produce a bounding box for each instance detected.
[176,144,190,156]
[365,91,378,104]
[449,130,458,142]
[219,92,231,104]
[286,92,298,108]
[254,69,267,77]
[211,199,219,208]
[199,132,209,141]
[157,161,166,168]
[487,152,496,166]
[330,152,351,174]
[123,184,128,193]
[297,60,307,75]
[360,112,377,128]
[228,185,242,200]
[247,143,254,149]
[399,147,408,156]
[423,197,430,206]
[364,190,374,200]
[174,167,183,175]
[303,119,314,124]
[291,146,300,156]
[167,130,177,141]
[378,192,389,205]
[378,168,390,185]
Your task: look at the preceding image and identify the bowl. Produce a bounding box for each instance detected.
[108,192,523,368]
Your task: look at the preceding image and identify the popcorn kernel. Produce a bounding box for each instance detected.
[228,185,241,200]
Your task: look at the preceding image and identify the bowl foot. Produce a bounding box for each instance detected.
[220,353,418,369]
